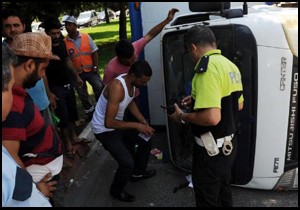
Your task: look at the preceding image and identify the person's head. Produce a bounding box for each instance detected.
[2,8,26,45]
[44,18,63,46]
[185,25,216,61]
[11,32,60,89]
[64,16,78,35]
[116,39,135,66]
[128,60,152,88]
[2,44,17,122]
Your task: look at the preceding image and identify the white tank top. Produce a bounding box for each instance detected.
[92,74,135,134]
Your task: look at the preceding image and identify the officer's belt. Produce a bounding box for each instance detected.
[195,134,234,148]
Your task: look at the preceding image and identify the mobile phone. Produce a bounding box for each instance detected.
[160,105,175,115]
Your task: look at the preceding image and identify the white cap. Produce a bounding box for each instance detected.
[64,16,77,25]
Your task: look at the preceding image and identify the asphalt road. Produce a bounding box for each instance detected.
[64,132,298,207]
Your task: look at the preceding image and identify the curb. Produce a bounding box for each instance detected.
[60,122,101,191]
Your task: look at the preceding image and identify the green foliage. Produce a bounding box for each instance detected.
[2,2,127,25]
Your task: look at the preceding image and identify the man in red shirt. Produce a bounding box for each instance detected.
[103,8,179,85]
[2,41,55,207]
[2,32,63,186]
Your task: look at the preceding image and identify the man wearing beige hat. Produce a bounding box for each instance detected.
[2,32,63,204]
[2,44,53,207]
[2,7,59,137]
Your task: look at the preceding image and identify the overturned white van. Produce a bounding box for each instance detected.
[161,2,298,191]
[129,2,298,190]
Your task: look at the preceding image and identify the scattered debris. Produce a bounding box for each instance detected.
[150,148,163,160]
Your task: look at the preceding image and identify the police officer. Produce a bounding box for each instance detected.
[169,25,244,207]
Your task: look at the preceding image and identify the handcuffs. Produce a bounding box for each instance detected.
[198,132,233,156]
[222,136,233,156]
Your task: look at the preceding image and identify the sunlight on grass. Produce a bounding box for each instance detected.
[80,18,131,46]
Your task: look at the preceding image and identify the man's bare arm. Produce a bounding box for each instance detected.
[104,81,154,135]
[143,8,179,43]
[66,58,83,87]
[127,100,147,124]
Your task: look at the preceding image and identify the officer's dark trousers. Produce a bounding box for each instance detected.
[192,136,237,207]
[94,129,152,194]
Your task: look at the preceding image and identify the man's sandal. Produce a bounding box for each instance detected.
[66,149,76,159]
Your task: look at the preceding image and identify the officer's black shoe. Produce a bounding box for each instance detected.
[110,191,135,202]
[131,170,157,182]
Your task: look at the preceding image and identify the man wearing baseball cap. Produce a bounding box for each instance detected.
[64,15,77,25]
[64,15,104,121]
[2,32,63,205]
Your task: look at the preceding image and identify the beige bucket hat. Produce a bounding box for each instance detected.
[11,32,60,60]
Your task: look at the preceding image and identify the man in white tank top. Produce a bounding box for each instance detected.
[92,60,156,202]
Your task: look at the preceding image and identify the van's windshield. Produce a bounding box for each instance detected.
[78,12,91,19]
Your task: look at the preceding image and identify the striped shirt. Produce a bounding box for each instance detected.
[2,85,62,166]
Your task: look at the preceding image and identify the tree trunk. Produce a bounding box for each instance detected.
[119,2,127,40]
[104,3,110,24]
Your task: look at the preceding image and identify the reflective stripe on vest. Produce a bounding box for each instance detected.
[64,33,93,73]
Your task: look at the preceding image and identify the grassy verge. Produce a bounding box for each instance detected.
[81,20,131,45]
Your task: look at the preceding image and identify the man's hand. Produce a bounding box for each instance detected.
[36,173,57,198]
[169,103,184,124]
[93,66,99,73]
[181,95,192,108]
[144,8,179,42]
[49,92,57,111]
[140,119,149,126]
[76,76,84,88]
[167,8,179,22]
[137,123,155,137]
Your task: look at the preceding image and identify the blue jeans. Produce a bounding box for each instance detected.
[94,129,152,194]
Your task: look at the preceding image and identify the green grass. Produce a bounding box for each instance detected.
[80,19,131,46]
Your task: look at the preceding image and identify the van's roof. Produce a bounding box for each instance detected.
[164,4,298,57]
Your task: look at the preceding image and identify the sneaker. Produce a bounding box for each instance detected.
[131,170,156,182]
[110,191,135,202]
